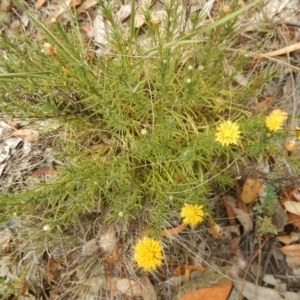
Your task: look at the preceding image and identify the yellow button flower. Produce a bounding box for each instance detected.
[265,109,288,132]
[180,204,205,228]
[133,237,163,270]
[215,120,241,146]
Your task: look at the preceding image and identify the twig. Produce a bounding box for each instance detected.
[264,42,300,57]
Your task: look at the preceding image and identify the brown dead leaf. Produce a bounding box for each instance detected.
[80,24,93,38]
[277,235,292,245]
[279,244,300,269]
[291,188,300,202]
[3,119,19,129]
[179,278,232,300]
[35,0,47,8]
[283,201,300,216]
[160,223,187,236]
[235,182,249,213]
[77,0,97,14]
[12,129,39,142]
[116,277,157,300]
[277,232,300,245]
[30,168,60,176]
[278,244,300,258]
[233,277,293,300]
[249,96,273,112]
[241,178,262,204]
[286,255,300,269]
[280,186,300,202]
[223,194,238,226]
[70,0,81,7]
[232,207,253,236]
[280,187,300,228]
[277,231,300,245]
[41,252,62,281]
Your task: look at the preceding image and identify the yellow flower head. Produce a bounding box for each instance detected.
[215,120,241,146]
[180,204,205,228]
[265,109,288,132]
[133,237,163,270]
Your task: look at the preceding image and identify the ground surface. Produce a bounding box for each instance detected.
[1,0,300,299]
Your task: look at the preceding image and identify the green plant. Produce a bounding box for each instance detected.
[254,183,278,215]
[257,216,277,235]
[0,0,268,230]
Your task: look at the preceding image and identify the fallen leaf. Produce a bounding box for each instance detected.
[277,235,295,245]
[179,278,232,300]
[12,129,39,142]
[291,188,300,202]
[241,178,262,204]
[232,207,253,236]
[278,244,300,257]
[177,268,232,300]
[286,255,300,270]
[35,0,47,8]
[280,187,300,228]
[70,0,81,7]
[278,243,300,269]
[250,97,273,112]
[232,277,295,300]
[77,0,97,14]
[2,119,19,129]
[223,194,238,226]
[80,24,93,38]
[115,277,157,300]
[283,201,300,216]
[160,223,187,236]
[277,232,300,245]
[0,120,16,129]
[280,186,300,202]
